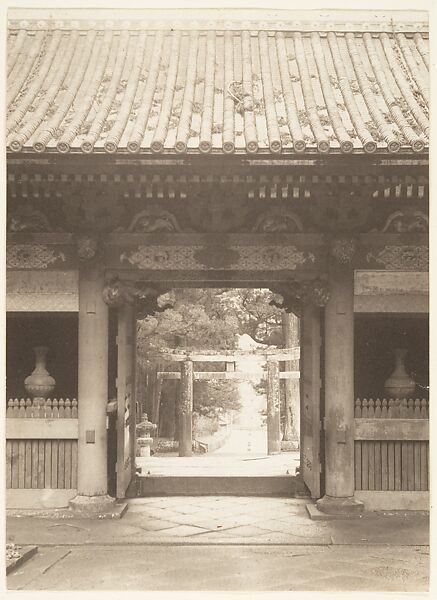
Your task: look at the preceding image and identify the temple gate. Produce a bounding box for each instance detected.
[5,11,429,514]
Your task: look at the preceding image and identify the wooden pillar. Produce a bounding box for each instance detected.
[71,265,112,509]
[282,311,300,445]
[300,303,321,499]
[267,359,281,455]
[317,252,363,515]
[179,360,193,457]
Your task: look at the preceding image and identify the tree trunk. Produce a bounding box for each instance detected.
[282,311,300,444]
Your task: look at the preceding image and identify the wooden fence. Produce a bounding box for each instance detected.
[6,398,78,501]
[354,398,429,493]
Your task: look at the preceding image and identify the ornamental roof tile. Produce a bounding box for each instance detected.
[6,23,429,155]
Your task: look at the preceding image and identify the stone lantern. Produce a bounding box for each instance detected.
[136,413,158,457]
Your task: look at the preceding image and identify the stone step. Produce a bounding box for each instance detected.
[132,475,309,497]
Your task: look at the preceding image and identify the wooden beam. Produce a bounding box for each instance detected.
[153,347,300,362]
[6,418,78,439]
[354,419,429,441]
[157,370,300,380]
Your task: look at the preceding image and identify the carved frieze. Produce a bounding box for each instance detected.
[6,244,66,269]
[120,245,316,271]
[366,246,429,271]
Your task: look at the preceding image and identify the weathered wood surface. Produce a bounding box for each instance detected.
[179,360,193,457]
[5,439,78,490]
[266,360,281,455]
[6,418,79,439]
[354,418,429,441]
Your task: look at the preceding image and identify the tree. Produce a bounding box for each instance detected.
[136,288,241,437]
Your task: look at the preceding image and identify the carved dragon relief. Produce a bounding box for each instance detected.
[123,209,184,233]
[251,209,304,233]
[375,209,429,233]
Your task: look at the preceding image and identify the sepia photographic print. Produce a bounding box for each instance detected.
[4,0,431,595]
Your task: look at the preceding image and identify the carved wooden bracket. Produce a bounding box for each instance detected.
[270,278,330,316]
[102,277,174,316]
[77,235,102,264]
[330,237,357,265]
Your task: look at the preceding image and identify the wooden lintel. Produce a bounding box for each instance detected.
[354,418,429,441]
[6,418,79,439]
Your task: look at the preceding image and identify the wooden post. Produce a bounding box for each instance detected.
[300,303,321,498]
[72,265,111,506]
[267,359,281,455]
[282,311,300,444]
[179,360,193,457]
[317,257,363,515]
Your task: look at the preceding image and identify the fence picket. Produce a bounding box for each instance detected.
[44,440,52,488]
[362,441,369,490]
[18,440,25,488]
[51,440,58,489]
[6,440,12,488]
[11,441,19,488]
[58,441,65,488]
[381,441,388,490]
[25,440,32,488]
[71,441,78,489]
[401,442,408,491]
[374,399,381,418]
[31,440,38,488]
[38,441,45,488]
[414,442,421,491]
[355,399,362,418]
[374,441,381,490]
[394,441,402,490]
[355,441,362,490]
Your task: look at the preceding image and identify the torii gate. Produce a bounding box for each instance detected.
[154,347,301,457]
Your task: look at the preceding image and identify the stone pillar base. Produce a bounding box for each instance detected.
[69,494,121,517]
[316,494,364,516]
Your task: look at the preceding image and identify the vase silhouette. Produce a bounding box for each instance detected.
[384,347,415,399]
[24,346,56,399]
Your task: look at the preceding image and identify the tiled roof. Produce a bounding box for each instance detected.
[6,23,429,155]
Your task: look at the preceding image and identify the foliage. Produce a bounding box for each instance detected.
[217,288,284,345]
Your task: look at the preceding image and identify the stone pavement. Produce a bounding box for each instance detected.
[6,497,430,592]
